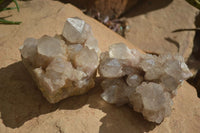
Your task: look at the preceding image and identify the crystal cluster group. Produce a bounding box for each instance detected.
[20,17,100,103]
[99,43,192,123]
[19,17,192,123]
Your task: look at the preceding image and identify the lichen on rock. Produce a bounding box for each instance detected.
[19,17,100,103]
[99,43,192,123]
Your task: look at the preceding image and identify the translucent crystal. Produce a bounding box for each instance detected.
[139,54,163,80]
[85,35,100,54]
[20,17,99,103]
[161,54,193,81]
[67,44,83,60]
[99,53,124,78]
[74,47,99,75]
[99,43,192,123]
[109,43,140,66]
[129,82,172,123]
[37,36,62,57]
[19,38,38,65]
[101,79,129,105]
[109,43,132,60]
[126,73,143,88]
[36,35,64,68]
[62,17,88,44]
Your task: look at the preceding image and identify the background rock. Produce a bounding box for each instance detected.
[125,0,198,60]
[0,1,200,133]
[65,0,138,19]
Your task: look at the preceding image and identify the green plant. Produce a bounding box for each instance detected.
[0,0,21,24]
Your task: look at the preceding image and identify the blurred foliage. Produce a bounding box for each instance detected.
[0,0,21,24]
[186,0,200,10]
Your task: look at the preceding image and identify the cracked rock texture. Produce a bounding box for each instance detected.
[19,17,99,103]
[99,43,192,123]
[0,1,200,133]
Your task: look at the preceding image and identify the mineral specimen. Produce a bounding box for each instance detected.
[99,43,192,123]
[19,17,100,103]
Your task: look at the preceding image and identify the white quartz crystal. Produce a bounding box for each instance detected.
[19,38,38,65]
[85,35,100,54]
[109,43,133,60]
[20,17,99,103]
[126,73,143,88]
[99,57,124,78]
[129,82,172,124]
[62,17,86,44]
[101,79,129,106]
[99,43,192,123]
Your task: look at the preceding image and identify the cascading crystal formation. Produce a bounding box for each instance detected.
[99,43,192,123]
[19,17,100,103]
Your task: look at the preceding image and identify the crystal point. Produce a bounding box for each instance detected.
[62,17,87,44]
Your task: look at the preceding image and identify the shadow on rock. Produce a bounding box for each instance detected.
[187,12,200,98]
[87,79,157,133]
[124,0,173,18]
[0,61,58,128]
[0,62,156,132]
[0,61,87,128]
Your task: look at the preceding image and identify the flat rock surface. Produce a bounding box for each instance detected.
[0,1,200,133]
[125,0,198,60]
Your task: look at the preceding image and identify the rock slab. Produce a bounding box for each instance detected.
[125,0,198,60]
[0,1,200,133]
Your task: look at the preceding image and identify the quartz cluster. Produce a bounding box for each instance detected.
[19,16,192,123]
[19,17,100,103]
[99,43,192,123]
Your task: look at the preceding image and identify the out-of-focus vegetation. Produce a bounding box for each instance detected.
[186,0,200,9]
[0,0,21,24]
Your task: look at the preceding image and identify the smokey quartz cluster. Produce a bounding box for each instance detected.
[19,17,100,103]
[99,43,192,123]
